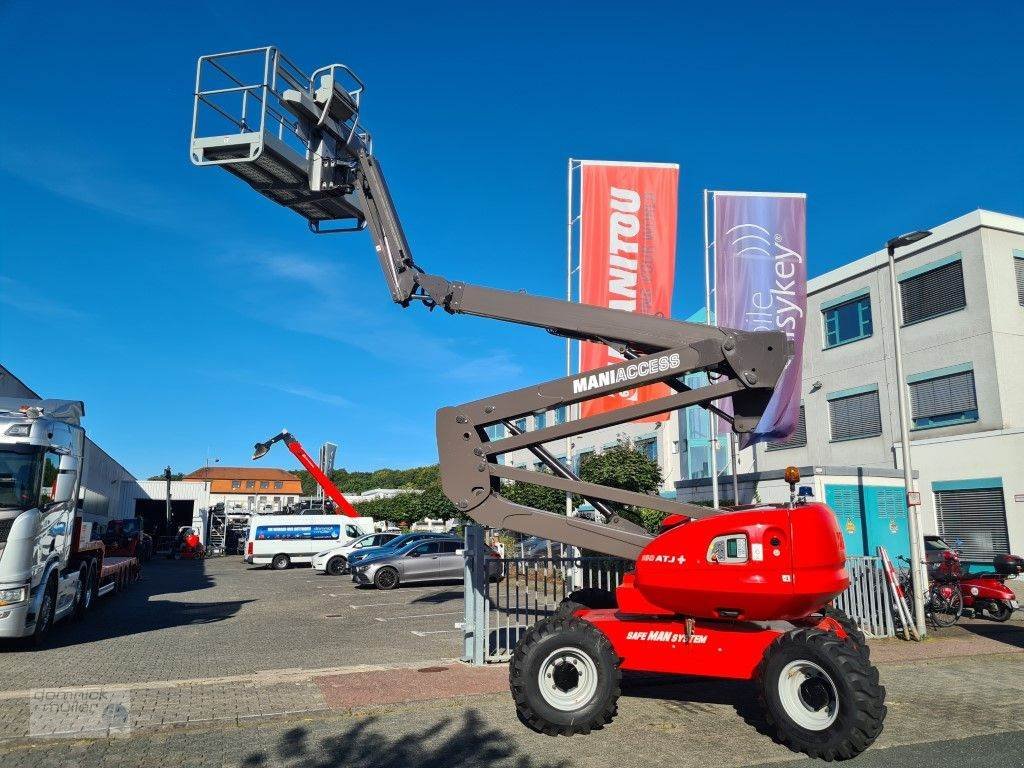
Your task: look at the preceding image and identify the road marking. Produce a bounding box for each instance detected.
[411,629,460,636]
[374,611,462,622]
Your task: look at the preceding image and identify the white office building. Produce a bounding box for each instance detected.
[677,209,1024,561]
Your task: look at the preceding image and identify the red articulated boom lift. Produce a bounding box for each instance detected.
[252,430,360,517]
[191,47,885,760]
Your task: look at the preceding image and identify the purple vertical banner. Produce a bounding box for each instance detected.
[714,191,806,446]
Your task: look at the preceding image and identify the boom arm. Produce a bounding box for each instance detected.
[252,430,360,518]
[192,47,795,559]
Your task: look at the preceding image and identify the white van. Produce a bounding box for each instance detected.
[244,515,374,569]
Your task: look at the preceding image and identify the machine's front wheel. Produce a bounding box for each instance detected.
[326,557,347,576]
[759,628,886,761]
[510,615,620,736]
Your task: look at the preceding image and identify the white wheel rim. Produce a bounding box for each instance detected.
[777,660,839,731]
[538,647,599,712]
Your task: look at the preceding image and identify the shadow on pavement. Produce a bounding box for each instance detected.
[956,620,1024,649]
[0,558,250,652]
[240,710,570,768]
[410,589,463,605]
[623,673,775,741]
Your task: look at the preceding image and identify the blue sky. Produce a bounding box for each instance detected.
[1,2,1021,479]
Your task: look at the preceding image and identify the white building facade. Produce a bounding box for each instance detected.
[679,210,1024,560]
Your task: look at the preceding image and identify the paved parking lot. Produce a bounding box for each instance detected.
[0,556,465,691]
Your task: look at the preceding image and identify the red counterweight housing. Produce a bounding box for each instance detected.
[618,502,848,622]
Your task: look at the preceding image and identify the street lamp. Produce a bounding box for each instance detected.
[886,229,932,639]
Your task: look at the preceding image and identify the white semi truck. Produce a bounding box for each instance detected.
[0,397,139,645]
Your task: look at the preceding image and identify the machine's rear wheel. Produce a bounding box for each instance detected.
[271,554,291,570]
[510,615,620,736]
[759,628,885,761]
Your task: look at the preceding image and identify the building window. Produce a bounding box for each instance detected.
[555,406,568,424]
[899,256,966,326]
[534,412,546,430]
[485,424,505,440]
[635,438,657,463]
[246,480,255,489]
[823,294,872,348]
[767,405,807,451]
[1015,250,1024,306]
[514,418,527,433]
[231,480,241,490]
[260,481,269,489]
[274,481,283,489]
[934,480,1008,559]
[828,387,882,441]
[287,496,294,505]
[909,366,978,429]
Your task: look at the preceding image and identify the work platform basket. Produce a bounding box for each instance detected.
[190,46,370,232]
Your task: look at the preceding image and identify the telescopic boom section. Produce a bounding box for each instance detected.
[252,430,360,518]
[192,47,795,559]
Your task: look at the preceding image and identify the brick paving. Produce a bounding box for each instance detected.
[1,553,1022,763]
[0,653,1022,768]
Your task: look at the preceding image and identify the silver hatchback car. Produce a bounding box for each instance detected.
[352,537,502,590]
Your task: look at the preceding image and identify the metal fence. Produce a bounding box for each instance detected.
[462,528,894,665]
[834,555,895,638]
[462,526,630,664]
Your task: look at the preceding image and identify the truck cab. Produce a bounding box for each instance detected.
[0,398,86,642]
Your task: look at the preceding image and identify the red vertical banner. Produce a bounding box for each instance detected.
[579,161,679,421]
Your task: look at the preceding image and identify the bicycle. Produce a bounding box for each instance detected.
[897,555,963,628]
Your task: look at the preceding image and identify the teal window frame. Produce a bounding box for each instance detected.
[908,363,979,431]
[823,294,872,349]
[554,406,568,424]
[635,437,658,463]
[534,412,546,430]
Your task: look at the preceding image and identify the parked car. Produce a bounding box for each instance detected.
[311,531,402,575]
[244,515,375,569]
[351,537,503,590]
[346,531,452,571]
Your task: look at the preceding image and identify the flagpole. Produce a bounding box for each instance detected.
[703,189,720,509]
[565,158,574,518]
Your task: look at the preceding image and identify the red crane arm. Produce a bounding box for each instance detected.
[252,430,360,518]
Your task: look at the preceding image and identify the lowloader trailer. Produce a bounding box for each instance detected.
[190,47,885,760]
[0,398,140,645]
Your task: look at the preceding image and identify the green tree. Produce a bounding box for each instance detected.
[578,443,662,528]
[503,480,567,515]
[417,484,460,522]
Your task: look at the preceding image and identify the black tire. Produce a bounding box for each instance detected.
[928,583,963,628]
[759,628,886,761]
[31,578,58,647]
[73,564,93,620]
[820,605,870,660]
[374,567,400,591]
[271,554,291,570]
[982,601,1014,623]
[510,614,620,736]
[326,557,347,576]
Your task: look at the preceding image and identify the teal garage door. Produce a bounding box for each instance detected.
[825,485,868,557]
[863,486,910,562]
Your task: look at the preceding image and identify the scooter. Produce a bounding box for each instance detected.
[926,537,1021,623]
[962,554,1022,623]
